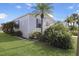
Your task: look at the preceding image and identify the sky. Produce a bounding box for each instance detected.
[0,3,79,24]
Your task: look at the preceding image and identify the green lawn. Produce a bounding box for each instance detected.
[0,32,77,56]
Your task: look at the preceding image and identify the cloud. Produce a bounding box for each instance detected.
[0,13,8,19]
[75,9,79,13]
[76,10,79,12]
[16,5,21,9]
[25,3,32,9]
[26,4,32,7]
[68,6,74,9]
[26,3,33,7]
[25,3,36,9]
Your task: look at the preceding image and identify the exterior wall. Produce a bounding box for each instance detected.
[14,14,54,38]
[27,15,37,37]
[16,14,40,38]
[14,15,30,38]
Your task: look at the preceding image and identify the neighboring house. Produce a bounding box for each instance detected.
[12,13,54,38]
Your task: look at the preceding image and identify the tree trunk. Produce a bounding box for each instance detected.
[76,25,79,56]
[73,22,75,27]
[68,23,69,27]
[41,11,44,35]
[41,17,43,34]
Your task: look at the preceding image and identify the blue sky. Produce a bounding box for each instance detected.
[0,3,79,24]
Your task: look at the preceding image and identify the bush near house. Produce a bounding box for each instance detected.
[43,23,73,49]
[14,31,22,37]
[70,31,78,36]
[68,26,78,36]
[69,26,78,31]
[2,22,22,37]
[30,32,42,39]
[2,22,15,34]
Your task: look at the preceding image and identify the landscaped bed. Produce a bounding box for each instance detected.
[0,32,77,56]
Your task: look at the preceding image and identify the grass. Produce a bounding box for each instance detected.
[0,32,77,56]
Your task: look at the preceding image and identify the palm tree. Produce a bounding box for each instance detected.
[33,3,53,34]
[71,13,78,26]
[65,13,78,27]
[65,16,73,27]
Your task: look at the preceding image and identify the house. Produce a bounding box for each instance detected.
[13,13,54,38]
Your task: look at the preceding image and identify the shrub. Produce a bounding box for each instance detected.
[68,26,78,36]
[2,22,15,34]
[2,22,22,37]
[70,31,78,36]
[43,23,73,49]
[14,31,22,37]
[30,32,42,39]
[69,26,78,31]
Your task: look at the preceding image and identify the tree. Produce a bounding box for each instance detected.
[2,22,15,34]
[33,3,53,34]
[71,13,78,26]
[65,16,73,27]
[65,13,78,27]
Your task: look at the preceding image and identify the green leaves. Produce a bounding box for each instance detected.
[43,23,73,49]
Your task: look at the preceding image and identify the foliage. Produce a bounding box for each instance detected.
[30,32,42,39]
[14,31,22,37]
[65,13,79,28]
[65,16,73,23]
[43,23,73,49]
[2,22,22,37]
[2,22,15,34]
[69,26,78,31]
[70,31,78,36]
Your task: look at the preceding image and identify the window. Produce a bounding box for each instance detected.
[14,20,19,29]
[36,19,41,28]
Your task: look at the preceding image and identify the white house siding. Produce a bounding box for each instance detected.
[27,15,37,37]
[15,15,30,38]
[27,15,41,37]
[17,14,41,38]
[14,13,54,38]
